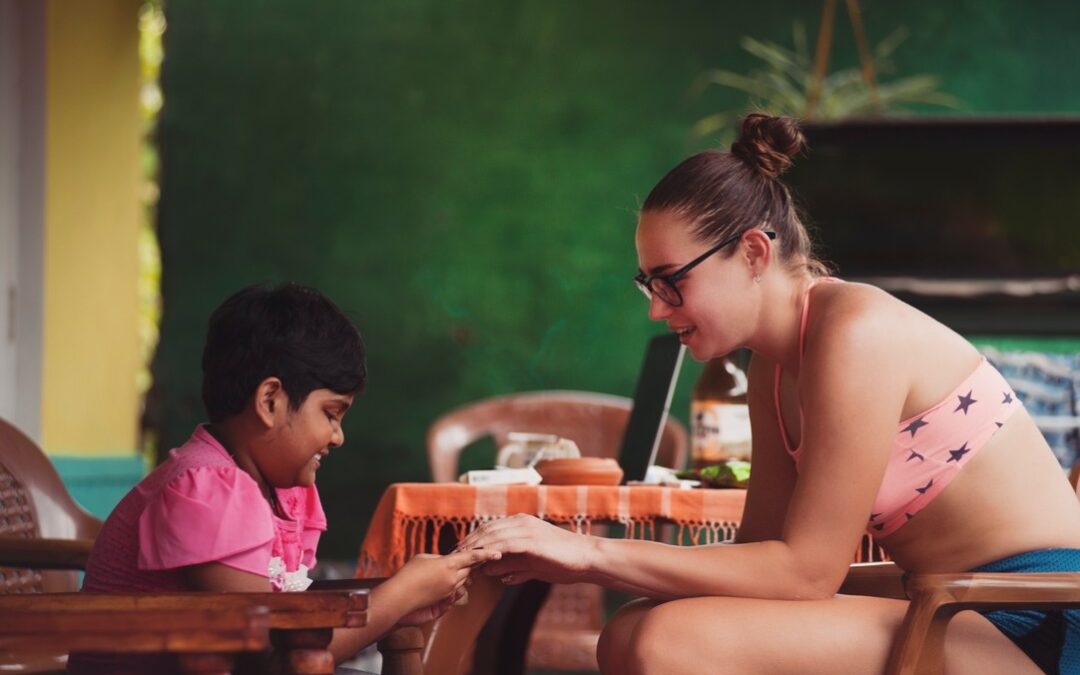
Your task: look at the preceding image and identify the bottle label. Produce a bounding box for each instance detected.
[691,400,752,464]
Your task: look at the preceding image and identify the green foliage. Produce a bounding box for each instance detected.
[137,1,164,458]
[691,23,960,144]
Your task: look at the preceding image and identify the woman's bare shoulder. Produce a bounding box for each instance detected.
[817,279,906,314]
[810,279,951,345]
[807,279,981,412]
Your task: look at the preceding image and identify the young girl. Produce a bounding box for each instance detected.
[460,115,1080,674]
[76,284,498,672]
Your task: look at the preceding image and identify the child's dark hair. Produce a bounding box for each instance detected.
[201,283,367,423]
[643,113,828,276]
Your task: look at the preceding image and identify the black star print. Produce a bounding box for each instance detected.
[947,442,971,463]
[1002,391,1013,404]
[995,422,1003,428]
[905,512,915,521]
[954,390,977,414]
[873,523,885,531]
[915,479,934,494]
[868,513,882,522]
[906,449,925,462]
[901,417,929,438]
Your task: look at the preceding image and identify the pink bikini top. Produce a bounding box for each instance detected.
[773,279,1021,537]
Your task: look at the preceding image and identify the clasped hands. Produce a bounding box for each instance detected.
[453,513,596,586]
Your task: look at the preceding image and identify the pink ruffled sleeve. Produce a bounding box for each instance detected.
[276,485,327,570]
[137,465,274,576]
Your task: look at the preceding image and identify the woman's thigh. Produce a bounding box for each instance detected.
[602,594,1042,675]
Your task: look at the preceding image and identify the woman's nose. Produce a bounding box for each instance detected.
[331,425,345,448]
[648,294,672,321]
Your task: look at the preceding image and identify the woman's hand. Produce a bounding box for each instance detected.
[456,514,597,585]
[390,549,500,615]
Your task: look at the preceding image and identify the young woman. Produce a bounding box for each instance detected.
[460,114,1080,674]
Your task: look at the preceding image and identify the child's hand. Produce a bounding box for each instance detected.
[395,586,467,627]
[392,549,500,615]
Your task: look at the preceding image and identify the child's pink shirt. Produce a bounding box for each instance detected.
[82,425,326,593]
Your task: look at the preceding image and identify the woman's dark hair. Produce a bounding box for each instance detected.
[201,283,367,423]
[642,113,827,275]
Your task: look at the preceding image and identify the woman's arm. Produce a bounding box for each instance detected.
[468,303,908,601]
[734,353,798,544]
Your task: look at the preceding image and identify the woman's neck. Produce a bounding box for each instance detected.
[745,272,815,376]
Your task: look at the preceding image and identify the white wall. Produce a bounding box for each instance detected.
[0,0,45,441]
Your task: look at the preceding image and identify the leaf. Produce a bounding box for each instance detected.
[741,37,806,82]
[690,113,739,139]
[692,69,775,99]
[690,22,961,138]
[874,26,910,61]
[791,21,810,66]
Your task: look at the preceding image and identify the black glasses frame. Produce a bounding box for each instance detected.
[633,230,776,307]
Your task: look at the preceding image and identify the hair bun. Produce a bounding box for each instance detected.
[730,113,805,179]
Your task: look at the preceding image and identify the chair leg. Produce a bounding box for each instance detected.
[378,626,425,675]
[271,627,336,674]
[885,590,956,675]
[175,653,238,675]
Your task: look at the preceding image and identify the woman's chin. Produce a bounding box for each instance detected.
[688,339,739,362]
[687,342,713,362]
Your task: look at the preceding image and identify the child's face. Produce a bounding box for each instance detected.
[260,388,354,488]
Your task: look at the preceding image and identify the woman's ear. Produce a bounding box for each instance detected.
[253,377,286,429]
[741,228,773,278]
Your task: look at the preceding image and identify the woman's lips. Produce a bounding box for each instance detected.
[673,326,696,342]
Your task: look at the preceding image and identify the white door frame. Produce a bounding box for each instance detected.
[0,0,45,441]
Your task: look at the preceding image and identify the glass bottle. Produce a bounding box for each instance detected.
[690,352,751,468]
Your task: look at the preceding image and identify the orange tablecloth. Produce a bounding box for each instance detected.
[357,483,747,576]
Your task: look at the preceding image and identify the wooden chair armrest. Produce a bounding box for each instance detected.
[0,592,368,674]
[886,572,1080,675]
[840,561,907,600]
[0,536,95,570]
[0,590,369,630]
[0,605,270,675]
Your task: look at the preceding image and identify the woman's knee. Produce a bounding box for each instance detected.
[597,598,657,674]
[623,601,693,674]
[624,598,750,675]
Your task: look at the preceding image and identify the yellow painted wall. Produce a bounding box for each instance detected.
[41,0,142,455]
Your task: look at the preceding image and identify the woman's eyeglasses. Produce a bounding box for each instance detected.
[633,230,776,307]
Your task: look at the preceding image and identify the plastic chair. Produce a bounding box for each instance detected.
[427,390,689,672]
[840,465,1080,674]
[427,390,688,483]
[0,417,101,593]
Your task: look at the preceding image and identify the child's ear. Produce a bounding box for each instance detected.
[254,377,286,428]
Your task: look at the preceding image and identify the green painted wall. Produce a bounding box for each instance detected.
[52,456,147,519]
[155,1,1080,559]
